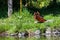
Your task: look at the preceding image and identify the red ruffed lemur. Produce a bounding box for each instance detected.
[34,11,46,23]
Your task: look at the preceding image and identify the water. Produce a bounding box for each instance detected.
[0,35,60,40]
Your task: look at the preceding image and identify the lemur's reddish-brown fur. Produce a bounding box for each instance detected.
[34,11,46,23]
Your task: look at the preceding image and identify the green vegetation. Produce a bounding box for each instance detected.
[0,0,60,33]
[0,7,60,33]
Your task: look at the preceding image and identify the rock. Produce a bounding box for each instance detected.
[46,27,51,33]
[45,27,51,36]
[52,29,59,36]
[18,32,22,37]
[18,31,28,37]
[56,27,60,34]
[28,31,35,37]
[24,31,29,37]
[34,30,40,35]
[18,32,25,38]
[10,33,17,36]
[0,32,8,36]
[21,32,25,36]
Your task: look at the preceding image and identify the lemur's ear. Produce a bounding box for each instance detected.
[34,12,37,15]
[37,11,40,15]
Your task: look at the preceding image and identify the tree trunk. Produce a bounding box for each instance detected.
[8,0,13,17]
[20,0,22,14]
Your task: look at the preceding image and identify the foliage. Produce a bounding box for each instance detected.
[0,0,60,33]
[0,7,60,33]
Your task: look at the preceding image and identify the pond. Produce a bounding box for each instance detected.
[0,35,60,40]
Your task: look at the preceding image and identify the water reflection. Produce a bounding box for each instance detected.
[0,35,60,40]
